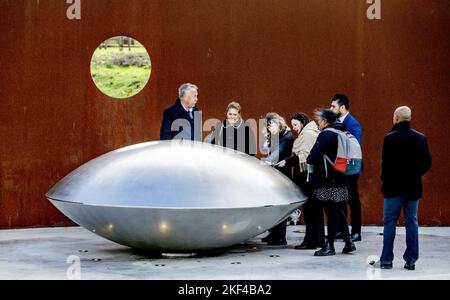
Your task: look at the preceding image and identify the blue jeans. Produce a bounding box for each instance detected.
[380,196,419,265]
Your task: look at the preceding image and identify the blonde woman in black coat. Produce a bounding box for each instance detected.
[210,102,256,156]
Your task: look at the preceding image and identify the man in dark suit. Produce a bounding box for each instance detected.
[160,83,201,141]
[371,106,431,270]
[330,94,363,242]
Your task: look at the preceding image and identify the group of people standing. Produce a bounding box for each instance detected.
[259,95,361,258]
[160,83,431,269]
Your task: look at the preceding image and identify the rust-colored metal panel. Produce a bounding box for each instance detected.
[0,0,449,228]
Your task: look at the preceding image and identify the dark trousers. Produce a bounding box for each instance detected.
[340,174,362,235]
[267,199,325,244]
[296,172,325,247]
[302,198,325,246]
[268,219,287,240]
[324,201,350,243]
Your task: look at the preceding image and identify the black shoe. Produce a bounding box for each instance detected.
[369,260,393,269]
[404,263,415,270]
[294,243,318,250]
[261,235,275,243]
[314,242,335,256]
[351,233,362,242]
[342,236,356,254]
[267,238,287,246]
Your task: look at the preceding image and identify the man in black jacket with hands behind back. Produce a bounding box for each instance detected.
[371,106,431,270]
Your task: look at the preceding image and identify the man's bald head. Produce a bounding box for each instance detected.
[393,106,412,124]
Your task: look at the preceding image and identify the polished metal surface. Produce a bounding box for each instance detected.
[47,140,307,251]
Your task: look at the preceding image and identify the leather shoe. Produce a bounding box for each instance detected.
[294,243,317,250]
[404,263,415,270]
[267,238,287,246]
[261,235,275,243]
[314,242,335,256]
[342,236,356,253]
[369,260,393,269]
[351,233,361,242]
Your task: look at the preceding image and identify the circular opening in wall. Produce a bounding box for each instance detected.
[90,36,151,99]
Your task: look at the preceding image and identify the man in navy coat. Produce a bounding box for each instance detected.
[330,94,363,242]
[160,83,201,141]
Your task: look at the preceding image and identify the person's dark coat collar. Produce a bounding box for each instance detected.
[322,124,332,131]
[280,128,292,139]
[391,121,411,132]
[175,99,198,112]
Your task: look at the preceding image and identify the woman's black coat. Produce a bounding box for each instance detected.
[306,125,347,189]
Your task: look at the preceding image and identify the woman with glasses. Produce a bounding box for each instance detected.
[306,109,356,256]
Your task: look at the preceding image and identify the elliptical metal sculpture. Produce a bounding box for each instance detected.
[46,140,307,251]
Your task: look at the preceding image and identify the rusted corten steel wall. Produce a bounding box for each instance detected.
[0,0,449,228]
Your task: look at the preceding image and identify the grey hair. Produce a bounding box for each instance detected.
[394,106,412,122]
[178,83,198,99]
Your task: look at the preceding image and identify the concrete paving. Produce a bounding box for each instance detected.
[0,225,449,280]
